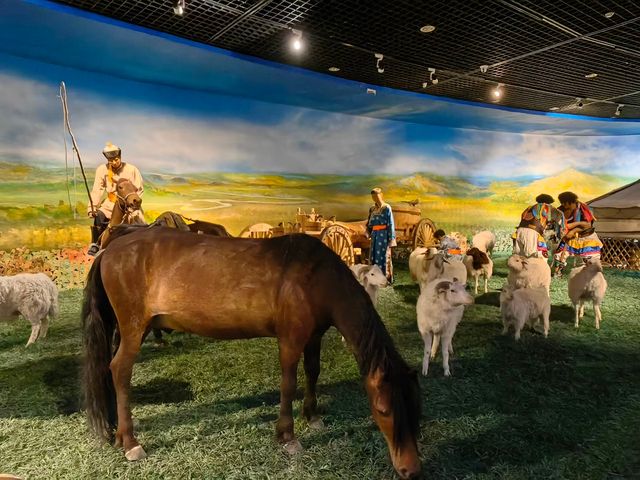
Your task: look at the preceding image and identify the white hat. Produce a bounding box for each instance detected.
[102,142,121,154]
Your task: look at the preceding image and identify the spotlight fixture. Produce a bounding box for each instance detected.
[576,98,584,109]
[328,66,340,72]
[615,104,623,116]
[492,83,504,99]
[585,72,598,79]
[374,53,384,73]
[173,0,185,15]
[290,29,303,51]
[427,67,438,85]
[604,11,615,18]
[479,65,489,73]
[420,25,436,33]
[549,106,560,111]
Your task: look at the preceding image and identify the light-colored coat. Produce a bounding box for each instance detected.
[417,280,474,377]
[89,163,144,218]
[0,273,58,346]
[471,231,496,257]
[568,257,608,329]
[506,254,551,295]
[409,248,467,289]
[350,264,388,305]
[500,286,550,340]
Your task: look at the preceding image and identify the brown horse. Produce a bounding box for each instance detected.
[82,227,421,479]
[98,178,144,249]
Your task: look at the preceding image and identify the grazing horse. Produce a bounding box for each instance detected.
[82,228,421,479]
[99,178,144,249]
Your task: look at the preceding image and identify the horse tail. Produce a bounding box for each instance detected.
[81,253,117,441]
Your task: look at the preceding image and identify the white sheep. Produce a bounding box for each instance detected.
[350,264,388,305]
[568,257,608,329]
[409,248,467,289]
[500,285,551,340]
[463,247,493,294]
[506,254,551,295]
[472,230,496,257]
[417,279,474,377]
[0,273,58,346]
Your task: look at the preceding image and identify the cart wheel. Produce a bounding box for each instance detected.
[239,223,273,239]
[413,218,436,249]
[320,225,355,266]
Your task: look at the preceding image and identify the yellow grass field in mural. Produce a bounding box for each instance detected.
[0,162,630,252]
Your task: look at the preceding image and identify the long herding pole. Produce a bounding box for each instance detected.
[59,81,95,215]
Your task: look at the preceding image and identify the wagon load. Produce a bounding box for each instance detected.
[239,202,437,265]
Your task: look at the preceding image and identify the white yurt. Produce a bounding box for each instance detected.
[588,179,640,270]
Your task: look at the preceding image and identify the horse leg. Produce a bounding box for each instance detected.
[302,334,323,430]
[276,340,303,454]
[110,330,146,460]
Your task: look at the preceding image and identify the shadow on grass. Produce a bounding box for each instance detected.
[551,304,576,325]
[0,354,195,418]
[474,291,500,307]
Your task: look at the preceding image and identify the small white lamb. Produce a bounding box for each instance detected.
[568,257,608,329]
[0,273,58,346]
[463,247,493,294]
[350,264,388,305]
[506,254,551,295]
[500,285,551,340]
[417,279,474,377]
[472,230,496,257]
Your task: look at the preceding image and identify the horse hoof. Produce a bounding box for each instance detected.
[125,445,147,461]
[308,418,325,431]
[283,439,303,455]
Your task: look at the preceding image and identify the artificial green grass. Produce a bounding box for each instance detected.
[1,257,639,479]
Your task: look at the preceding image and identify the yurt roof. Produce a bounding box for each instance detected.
[589,179,640,209]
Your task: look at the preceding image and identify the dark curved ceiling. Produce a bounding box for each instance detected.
[50,0,640,119]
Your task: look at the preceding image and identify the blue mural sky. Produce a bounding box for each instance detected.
[0,0,639,179]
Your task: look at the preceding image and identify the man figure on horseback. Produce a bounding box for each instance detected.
[87,142,144,256]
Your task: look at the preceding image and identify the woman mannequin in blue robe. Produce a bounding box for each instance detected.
[366,187,396,282]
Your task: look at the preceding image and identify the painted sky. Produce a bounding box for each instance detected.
[0,0,639,179]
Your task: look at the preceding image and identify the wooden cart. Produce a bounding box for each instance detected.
[239,204,436,266]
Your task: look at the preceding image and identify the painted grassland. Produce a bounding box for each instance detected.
[0,258,639,479]
[0,161,630,251]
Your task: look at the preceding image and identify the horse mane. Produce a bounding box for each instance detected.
[274,234,421,449]
[355,303,421,448]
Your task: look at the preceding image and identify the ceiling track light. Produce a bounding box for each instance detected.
[290,29,303,52]
[173,0,185,16]
[492,83,504,99]
[422,68,439,88]
[576,97,584,109]
[374,53,384,73]
[615,104,623,116]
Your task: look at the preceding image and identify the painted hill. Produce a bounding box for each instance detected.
[489,168,627,204]
[520,168,622,202]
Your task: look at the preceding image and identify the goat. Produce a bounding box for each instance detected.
[500,285,550,340]
[0,273,58,346]
[417,279,474,376]
[463,247,493,294]
[568,257,607,329]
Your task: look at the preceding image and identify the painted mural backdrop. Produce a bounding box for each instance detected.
[1,54,638,274]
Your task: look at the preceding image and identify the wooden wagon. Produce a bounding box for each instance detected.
[239,204,436,266]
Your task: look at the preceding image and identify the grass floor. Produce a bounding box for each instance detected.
[1,257,639,479]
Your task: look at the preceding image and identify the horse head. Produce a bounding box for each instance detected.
[115,178,142,213]
[365,367,421,479]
